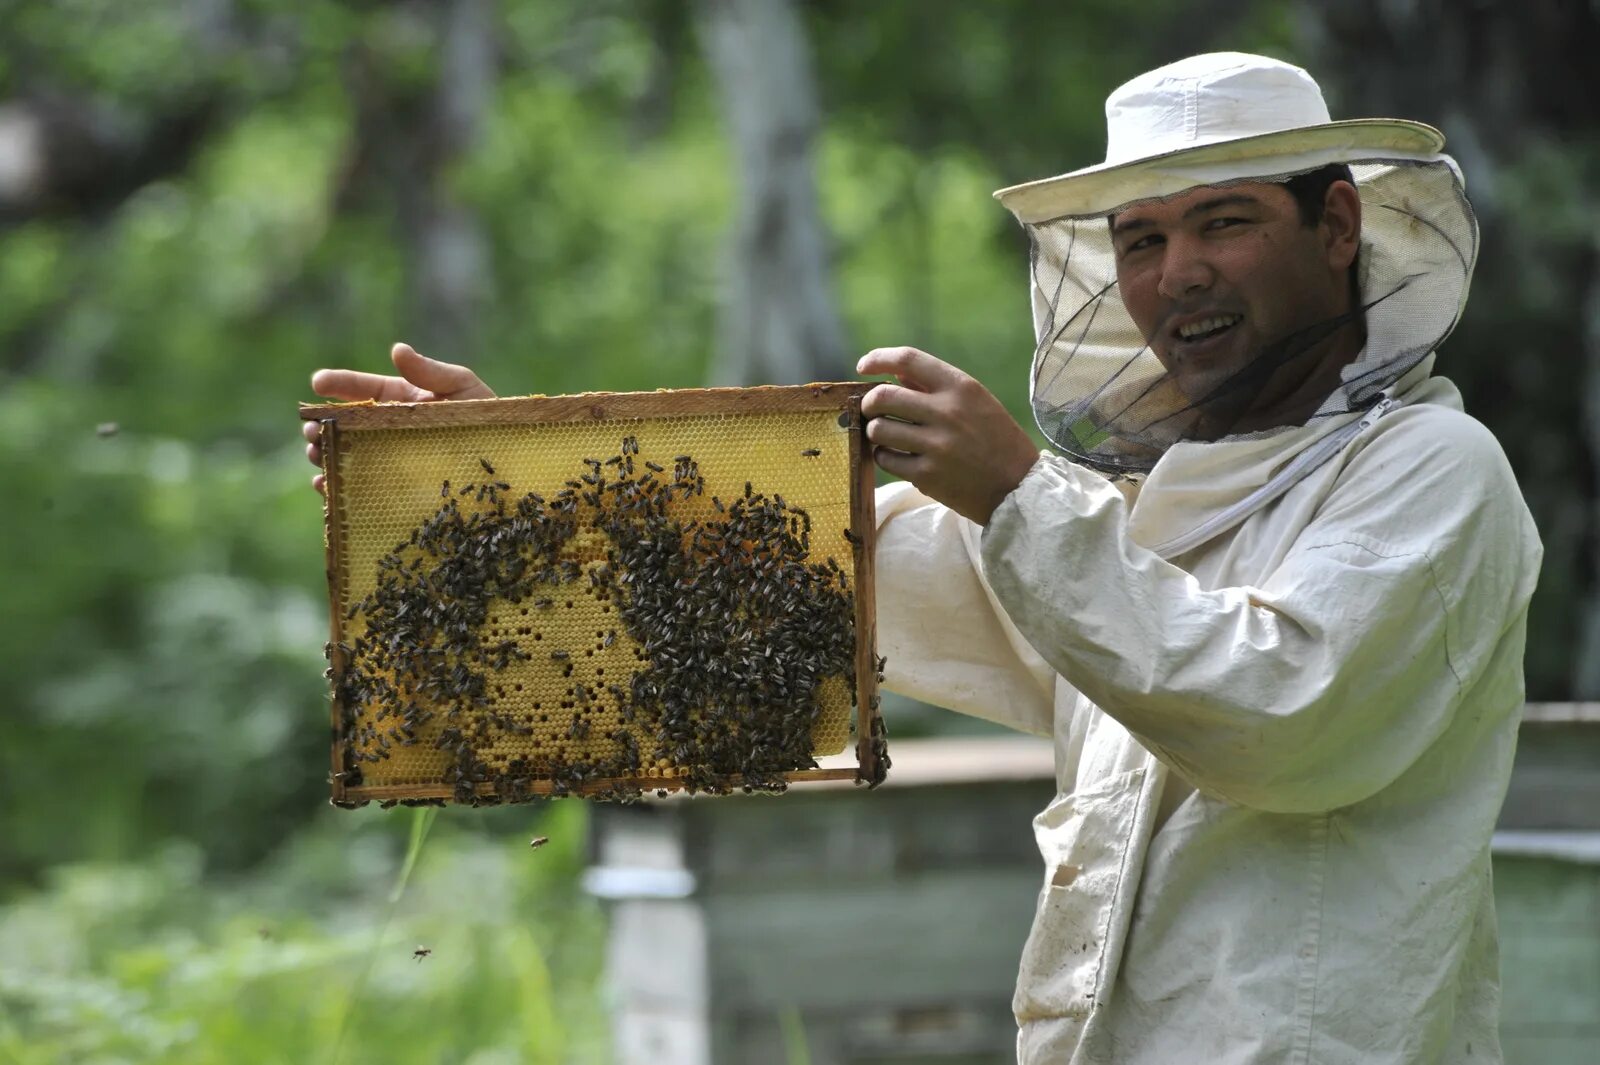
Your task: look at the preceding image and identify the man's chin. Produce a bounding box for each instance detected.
[1167,368,1263,436]
[1169,367,1241,406]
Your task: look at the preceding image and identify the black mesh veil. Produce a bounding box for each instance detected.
[1021,158,1477,475]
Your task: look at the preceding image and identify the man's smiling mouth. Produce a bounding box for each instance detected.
[1175,314,1243,342]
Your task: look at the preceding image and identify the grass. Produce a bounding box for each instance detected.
[0,802,610,1065]
[326,805,436,1065]
[778,1005,812,1065]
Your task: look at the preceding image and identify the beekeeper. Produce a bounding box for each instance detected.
[859,53,1542,1064]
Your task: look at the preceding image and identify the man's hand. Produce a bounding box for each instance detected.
[302,343,495,492]
[858,347,1040,526]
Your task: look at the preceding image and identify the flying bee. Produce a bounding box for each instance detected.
[413,946,433,962]
[529,836,549,849]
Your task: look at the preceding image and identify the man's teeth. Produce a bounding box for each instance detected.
[1178,314,1241,340]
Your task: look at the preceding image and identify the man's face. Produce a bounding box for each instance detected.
[1110,181,1354,405]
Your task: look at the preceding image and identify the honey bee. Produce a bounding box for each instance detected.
[413,946,433,962]
[529,836,550,849]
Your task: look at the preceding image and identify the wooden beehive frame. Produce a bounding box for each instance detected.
[300,382,883,805]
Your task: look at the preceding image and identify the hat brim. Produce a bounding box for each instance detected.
[993,119,1446,223]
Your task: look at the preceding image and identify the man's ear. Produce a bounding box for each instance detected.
[1323,180,1362,272]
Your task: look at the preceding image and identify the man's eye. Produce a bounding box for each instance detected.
[1122,234,1161,254]
[1206,217,1247,231]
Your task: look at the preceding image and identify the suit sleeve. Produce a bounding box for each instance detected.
[875,479,1062,737]
[977,409,1542,812]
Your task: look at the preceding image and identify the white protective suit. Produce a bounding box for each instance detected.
[874,353,1543,1063]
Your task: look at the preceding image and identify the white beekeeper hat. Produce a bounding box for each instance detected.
[994,52,1478,474]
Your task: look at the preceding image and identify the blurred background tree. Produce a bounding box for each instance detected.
[1300,0,1600,703]
[0,1,1591,1061]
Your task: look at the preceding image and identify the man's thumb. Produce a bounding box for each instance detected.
[391,343,472,395]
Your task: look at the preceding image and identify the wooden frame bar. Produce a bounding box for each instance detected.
[301,382,886,803]
[848,393,884,786]
[343,767,866,803]
[298,382,866,429]
[318,417,350,806]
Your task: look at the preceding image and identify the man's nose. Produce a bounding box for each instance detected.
[1156,240,1216,300]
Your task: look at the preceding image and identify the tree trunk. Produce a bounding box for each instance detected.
[339,0,495,361]
[1297,0,1600,699]
[411,0,495,359]
[693,0,847,386]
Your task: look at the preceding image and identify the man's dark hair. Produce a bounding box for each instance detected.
[1281,163,1356,226]
[1283,163,1364,312]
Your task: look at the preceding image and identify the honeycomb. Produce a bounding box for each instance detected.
[317,398,870,803]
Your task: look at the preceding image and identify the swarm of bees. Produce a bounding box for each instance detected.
[865,654,890,787]
[327,435,866,806]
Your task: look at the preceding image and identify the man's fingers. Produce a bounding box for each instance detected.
[312,473,326,494]
[310,368,429,403]
[391,343,493,399]
[868,445,921,481]
[861,381,939,424]
[306,442,321,467]
[857,346,964,393]
[865,414,929,455]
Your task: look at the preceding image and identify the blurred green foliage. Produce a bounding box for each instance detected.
[7,0,1297,879]
[0,804,606,1064]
